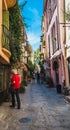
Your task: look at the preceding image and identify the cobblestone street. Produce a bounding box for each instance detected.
[0,82,70,130]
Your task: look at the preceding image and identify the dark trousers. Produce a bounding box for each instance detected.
[11,89,20,109]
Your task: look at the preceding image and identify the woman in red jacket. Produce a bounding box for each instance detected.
[10,69,21,109]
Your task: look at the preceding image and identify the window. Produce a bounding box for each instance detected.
[51,23,58,53]
[48,35,50,57]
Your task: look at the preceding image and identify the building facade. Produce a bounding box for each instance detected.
[42,0,70,88]
[64,0,70,86]
[0,0,16,102]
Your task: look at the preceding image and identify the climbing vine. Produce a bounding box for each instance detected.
[9,1,26,66]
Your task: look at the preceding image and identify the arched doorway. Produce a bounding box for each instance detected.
[67,57,70,85]
[53,60,59,85]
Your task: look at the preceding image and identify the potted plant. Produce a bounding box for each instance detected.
[45,76,54,88]
[20,81,26,93]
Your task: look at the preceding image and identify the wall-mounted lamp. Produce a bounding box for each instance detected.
[65,44,70,49]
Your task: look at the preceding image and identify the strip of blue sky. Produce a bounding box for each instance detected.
[18,0,43,51]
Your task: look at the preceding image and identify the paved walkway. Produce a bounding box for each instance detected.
[0,82,70,130]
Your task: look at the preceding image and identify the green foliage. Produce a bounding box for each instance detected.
[45,76,54,87]
[40,64,45,73]
[34,49,41,64]
[45,76,51,84]
[17,0,28,27]
[28,60,35,73]
[23,80,27,86]
[23,70,27,79]
[27,71,32,79]
[20,81,26,93]
[9,2,22,65]
[9,1,27,66]
[9,2,22,38]
[65,11,70,21]
[25,43,32,54]
[64,5,70,21]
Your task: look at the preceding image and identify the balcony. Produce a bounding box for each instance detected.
[6,0,16,8]
[3,0,16,10]
[42,41,46,48]
[2,25,10,51]
[0,25,15,64]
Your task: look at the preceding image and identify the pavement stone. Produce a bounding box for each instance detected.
[0,82,70,130]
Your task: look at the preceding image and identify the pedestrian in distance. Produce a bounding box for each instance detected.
[37,71,40,84]
[9,69,21,109]
[32,72,35,83]
[40,72,44,84]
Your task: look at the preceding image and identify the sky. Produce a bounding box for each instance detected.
[18,0,43,51]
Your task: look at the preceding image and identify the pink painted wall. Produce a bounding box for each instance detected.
[50,54,65,88]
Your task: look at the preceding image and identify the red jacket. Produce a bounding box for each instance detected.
[11,74,20,89]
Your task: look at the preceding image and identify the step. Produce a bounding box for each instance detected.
[64,96,70,103]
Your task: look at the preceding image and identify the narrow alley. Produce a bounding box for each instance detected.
[0,82,70,130]
[0,0,70,129]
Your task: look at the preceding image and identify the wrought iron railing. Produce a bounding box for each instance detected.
[2,25,15,54]
[2,25,10,50]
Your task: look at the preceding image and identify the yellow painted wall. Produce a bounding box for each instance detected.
[0,0,2,50]
[0,0,10,64]
[6,0,16,8]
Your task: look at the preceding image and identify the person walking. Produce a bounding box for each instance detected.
[37,71,40,84]
[9,69,21,109]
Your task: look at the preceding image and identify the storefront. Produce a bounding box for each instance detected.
[0,64,10,103]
